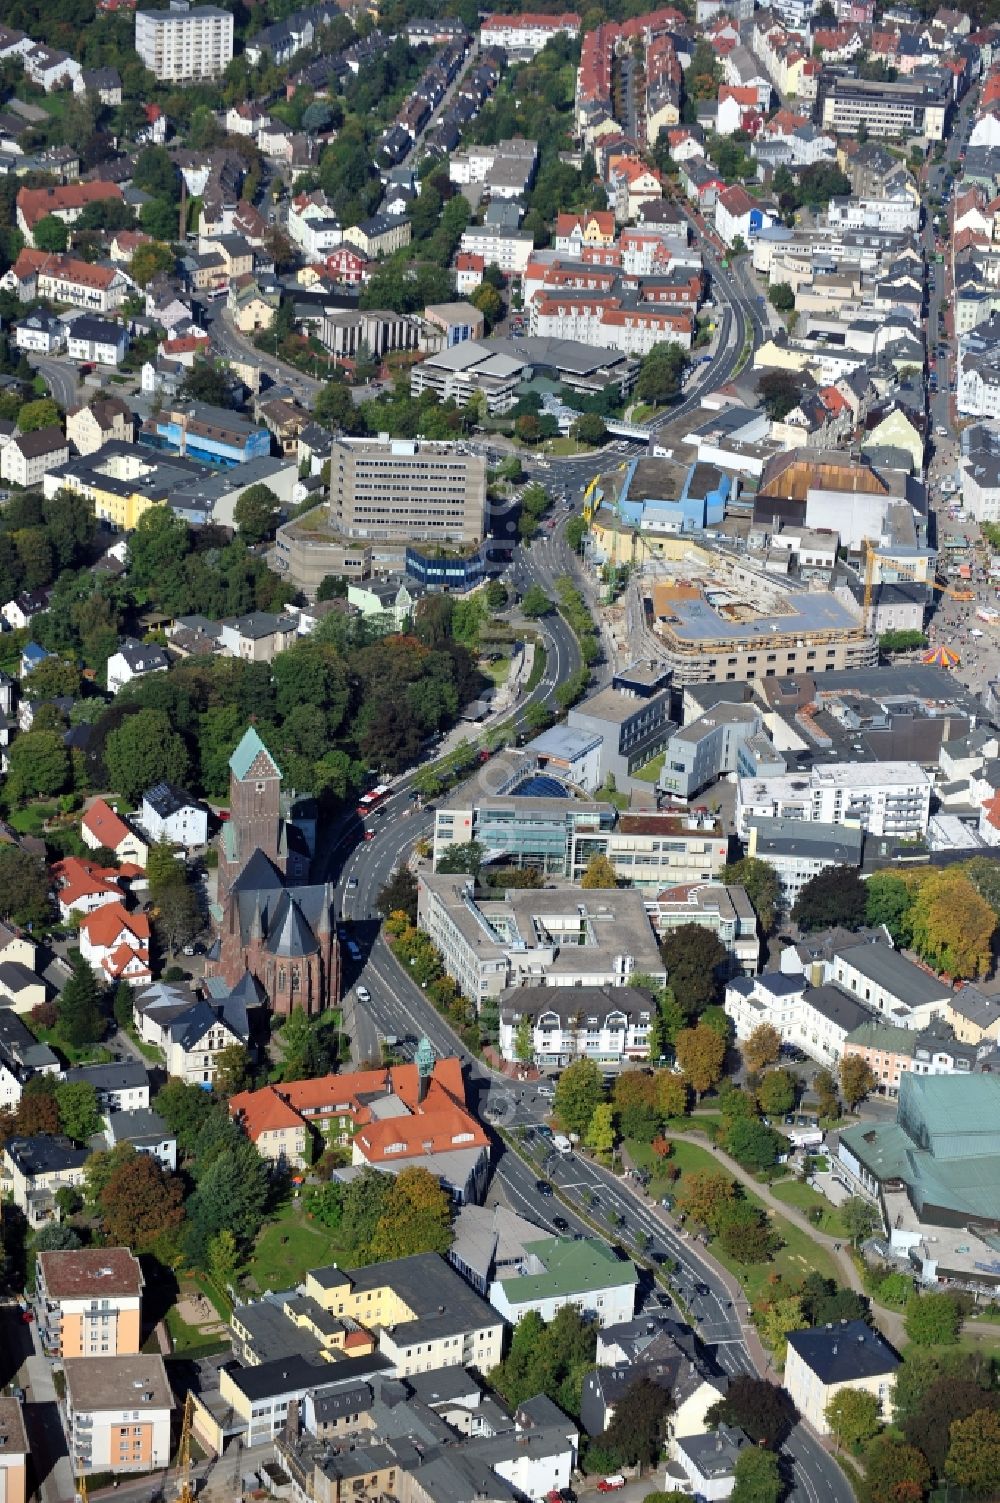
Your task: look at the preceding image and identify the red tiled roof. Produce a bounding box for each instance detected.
[17,181,123,232]
[79,901,150,948]
[53,856,123,906]
[10,249,118,291]
[82,799,133,851]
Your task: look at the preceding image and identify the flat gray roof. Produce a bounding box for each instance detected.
[835,941,951,1005]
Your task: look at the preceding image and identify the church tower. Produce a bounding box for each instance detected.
[219,727,285,902]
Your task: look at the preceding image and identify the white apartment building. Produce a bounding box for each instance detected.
[828,942,952,1030]
[0,428,69,490]
[736,761,931,839]
[135,1,234,82]
[458,226,535,277]
[479,12,580,54]
[287,191,342,260]
[958,315,1000,419]
[825,195,921,235]
[498,985,655,1068]
[959,422,1000,522]
[725,972,873,1064]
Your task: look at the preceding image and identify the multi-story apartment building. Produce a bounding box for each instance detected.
[819,70,949,139]
[736,761,932,839]
[135,1,234,82]
[498,983,656,1068]
[328,437,487,548]
[64,1355,172,1475]
[1,250,128,313]
[35,1247,143,1359]
[0,1400,27,1503]
[746,818,864,908]
[479,11,580,54]
[458,225,535,276]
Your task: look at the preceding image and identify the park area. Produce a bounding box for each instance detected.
[627,1135,843,1305]
[247,1198,349,1292]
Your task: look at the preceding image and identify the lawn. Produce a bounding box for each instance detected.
[626,1136,843,1305]
[481,655,511,688]
[770,1178,848,1237]
[248,1199,352,1292]
[633,753,665,783]
[164,1305,228,1358]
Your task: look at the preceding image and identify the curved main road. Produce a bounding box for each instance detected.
[315,254,849,1503]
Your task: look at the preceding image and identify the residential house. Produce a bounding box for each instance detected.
[15,182,124,246]
[51,857,128,920]
[61,1061,149,1113]
[498,985,656,1069]
[0,427,69,489]
[2,1136,89,1224]
[218,612,299,663]
[13,310,65,354]
[66,317,127,368]
[34,1247,143,1358]
[133,977,262,1085]
[66,398,134,456]
[81,799,149,868]
[104,1108,176,1170]
[3,589,50,631]
[1,249,128,313]
[78,902,152,987]
[343,214,412,259]
[139,782,209,850]
[105,639,170,696]
[784,1320,900,1435]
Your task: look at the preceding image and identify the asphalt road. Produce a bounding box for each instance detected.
[29,354,81,411]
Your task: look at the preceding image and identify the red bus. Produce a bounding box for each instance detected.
[356,784,390,818]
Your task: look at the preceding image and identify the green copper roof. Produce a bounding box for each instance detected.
[496,1235,638,1300]
[230,726,281,782]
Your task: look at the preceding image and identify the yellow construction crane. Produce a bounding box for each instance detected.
[76,1474,87,1503]
[862,540,972,622]
[176,1392,195,1503]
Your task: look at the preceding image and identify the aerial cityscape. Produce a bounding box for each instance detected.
[0,1,999,1502]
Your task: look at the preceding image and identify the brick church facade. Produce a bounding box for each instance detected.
[208,727,339,1017]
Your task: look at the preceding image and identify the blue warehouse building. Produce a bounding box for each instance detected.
[141,401,271,469]
[616,456,731,535]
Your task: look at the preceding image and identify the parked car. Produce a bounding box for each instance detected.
[597,1478,626,1492]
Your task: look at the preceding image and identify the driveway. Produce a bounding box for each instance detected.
[21,1349,75,1503]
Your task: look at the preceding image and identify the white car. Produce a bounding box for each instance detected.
[356,985,371,1003]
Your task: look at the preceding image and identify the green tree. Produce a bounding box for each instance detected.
[470,282,503,328]
[813,1068,840,1121]
[84,1143,136,1207]
[213,1044,253,1099]
[33,216,69,253]
[113,981,134,1032]
[370,1166,453,1260]
[55,1081,102,1142]
[864,872,914,945]
[825,1388,881,1451]
[489,1303,596,1417]
[636,342,688,405]
[278,1006,329,1082]
[0,846,51,928]
[6,730,71,800]
[104,709,190,803]
[233,483,281,544]
[708,1376,798,1447]
[768,282,795,312]
[905,1291,961,1346]
[17,398,61,433]
[730,1447,782,1503]
[841,1196,879,1246]
[521,583,552,617]
[864,1435,930,1503]
[945,1408,1000,1496]
[129,241,175,288]
[756,1068,795,1118]
[716,1200,778,1263]
[904,1378,1000,1477]
[184,1143,269,1265]
[908,867,996,979]
[58,960,105,1049]
[513,1013,534,1064]
[791,865,868,932]
[554,1057,605,1137]
[722,857,782,933]
[659,925,727,1017]
[572,412,608,445]
[724,1117,784,1172]
[154,880,200,958]
[377,866,419,925]
[584,1102,616,1156]
[207,1227,241,1292]
[154,1079,215,1156]
[581,852,617,889]
[600,1376,673,1468]
[756,370,803,422]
